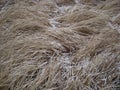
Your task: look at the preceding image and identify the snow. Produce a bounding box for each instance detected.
[74,0,80,4]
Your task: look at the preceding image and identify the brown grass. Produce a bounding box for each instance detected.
[0,0,120,90]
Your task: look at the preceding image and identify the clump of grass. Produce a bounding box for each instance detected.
[57,10,98,23]
[55,0,75,5]
[0,0,120,90]
[112,13,120,25]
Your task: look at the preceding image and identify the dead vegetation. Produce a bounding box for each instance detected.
[0,0,120,90]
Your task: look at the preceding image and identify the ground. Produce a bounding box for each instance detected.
[0,0,120,90]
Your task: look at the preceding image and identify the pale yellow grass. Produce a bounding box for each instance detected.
[0,0,120,90]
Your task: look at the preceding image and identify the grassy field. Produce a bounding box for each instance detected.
[0,0,120,90]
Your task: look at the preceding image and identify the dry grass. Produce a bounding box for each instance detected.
[55,0,75,5]
[112,13,120,25]
[57,10,98,23]
[0,0,120,90]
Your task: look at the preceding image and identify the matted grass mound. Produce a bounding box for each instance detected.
[57,10,98,23]
[0,0,120,90]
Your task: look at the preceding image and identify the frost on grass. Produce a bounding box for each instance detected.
[0,0,120,90]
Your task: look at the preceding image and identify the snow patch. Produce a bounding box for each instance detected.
[49,18,59,29]
[74,0,80,4]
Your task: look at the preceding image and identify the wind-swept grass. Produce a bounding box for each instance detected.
[0,0,120,90]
